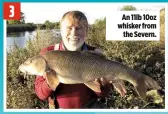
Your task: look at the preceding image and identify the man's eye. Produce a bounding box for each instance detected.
[67,27,72,30]
[76,27,81,30]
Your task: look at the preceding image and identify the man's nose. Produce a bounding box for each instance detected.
[71,27,78,36]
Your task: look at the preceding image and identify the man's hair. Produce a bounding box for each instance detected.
[60,10,88,27]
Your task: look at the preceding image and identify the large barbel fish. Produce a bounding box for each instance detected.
[19,50,161,101]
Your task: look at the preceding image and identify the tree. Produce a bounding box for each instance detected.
[44,20,51,29]
[87,18,106,48]
[43,21,60,29]
[54,22,60,29]
[121,5,136,11]
[20,12,25,24]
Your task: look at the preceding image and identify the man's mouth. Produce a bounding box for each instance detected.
[69,38,79,41]
[71,39,79,41]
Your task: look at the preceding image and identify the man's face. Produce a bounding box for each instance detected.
[60,15,88,51]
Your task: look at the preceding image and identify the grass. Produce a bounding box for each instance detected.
[6,9,165,109]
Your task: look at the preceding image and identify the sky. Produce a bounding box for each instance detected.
[21,3,165,24]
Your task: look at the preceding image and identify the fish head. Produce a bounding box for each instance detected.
[19,55,47,76]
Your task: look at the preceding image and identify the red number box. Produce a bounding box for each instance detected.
[3,2,21,20]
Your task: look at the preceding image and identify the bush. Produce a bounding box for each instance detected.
[86,9,165,109]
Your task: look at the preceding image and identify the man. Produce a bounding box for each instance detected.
[35,11,126,109]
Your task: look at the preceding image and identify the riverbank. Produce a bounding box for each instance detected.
[7,24,37,33]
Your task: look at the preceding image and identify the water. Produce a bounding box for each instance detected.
[6,30,61,52]
[7,31,36,52]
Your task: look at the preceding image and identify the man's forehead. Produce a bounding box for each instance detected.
[61,15,87,27]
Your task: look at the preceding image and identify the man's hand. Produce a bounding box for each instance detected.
[95,78,109,87]
[94,78,111,96]
[43,70,60,91]
[95,78,127,97]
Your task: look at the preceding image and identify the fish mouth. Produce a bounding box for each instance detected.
[17,68,29,78]
[18,66,31,75]
[19,67,26,74]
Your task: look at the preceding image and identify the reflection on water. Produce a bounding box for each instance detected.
[6,30,61,52]
[7,32,26,37]
[7,31,36,52]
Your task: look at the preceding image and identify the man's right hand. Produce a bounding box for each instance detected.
[43,70,60,91]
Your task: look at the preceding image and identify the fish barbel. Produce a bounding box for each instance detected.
[19,50,161,101]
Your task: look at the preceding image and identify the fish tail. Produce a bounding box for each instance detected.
[135,75,161,101]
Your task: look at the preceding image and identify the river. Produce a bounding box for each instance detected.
[6,30,61,52]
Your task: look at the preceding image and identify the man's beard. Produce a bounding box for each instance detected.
[62,39,84,51]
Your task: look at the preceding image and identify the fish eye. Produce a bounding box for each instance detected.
[25,59,32,64]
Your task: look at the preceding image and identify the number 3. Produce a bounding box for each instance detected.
[9,5,14,17]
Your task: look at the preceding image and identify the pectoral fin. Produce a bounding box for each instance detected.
[84,81,101,93]
[111,79,126,97]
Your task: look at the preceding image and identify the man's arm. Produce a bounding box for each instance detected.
[35,76,53,100]
[34,45,59,100]
[43,70,60,91]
